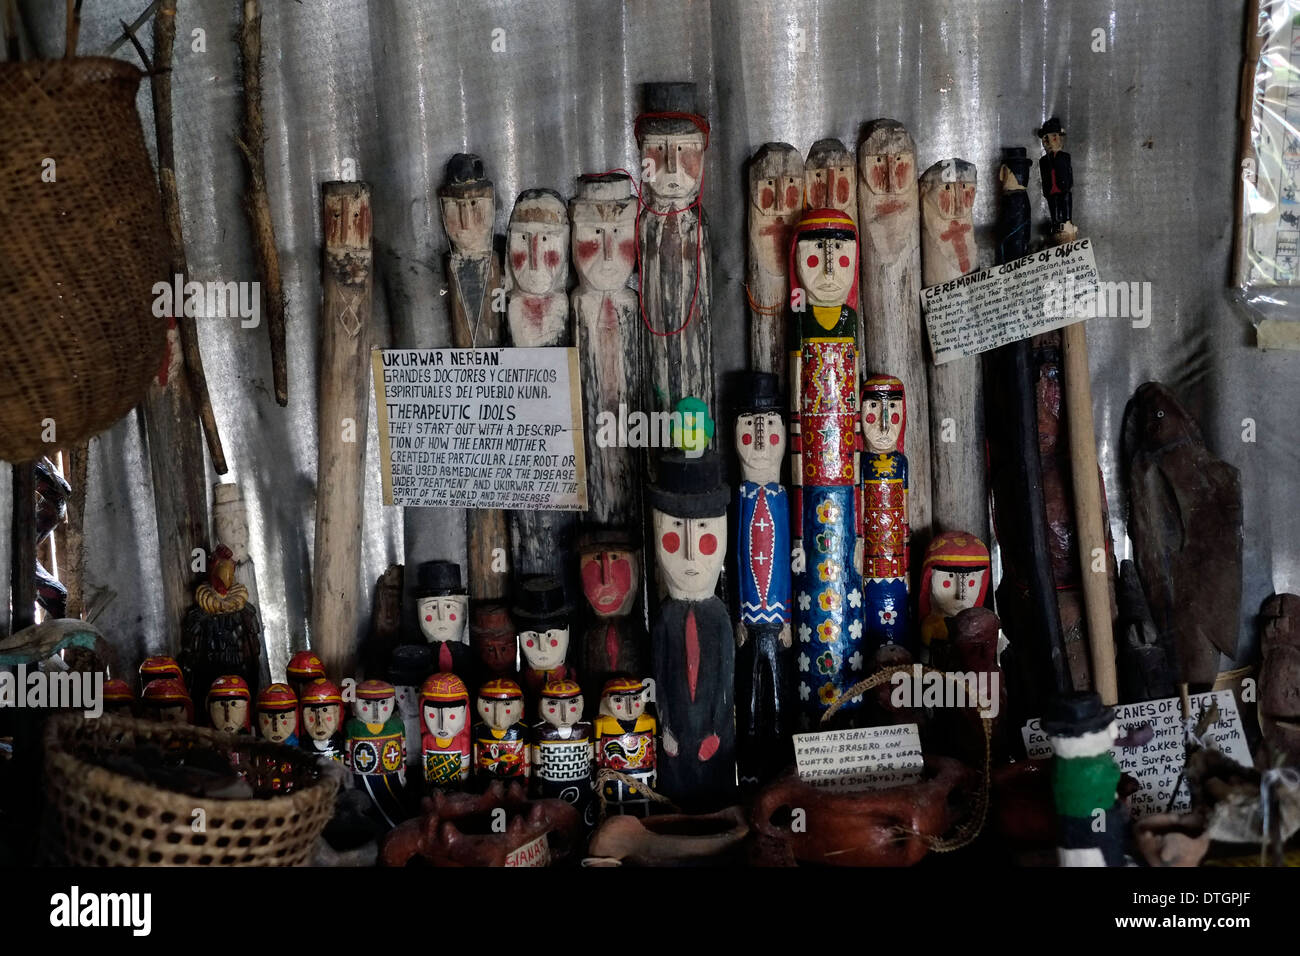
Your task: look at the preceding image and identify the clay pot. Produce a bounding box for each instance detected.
[586,805,749,866]
[751,756,975,866]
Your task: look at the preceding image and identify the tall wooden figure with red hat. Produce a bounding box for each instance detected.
[299,678,345,763]
[419,672,471,787]
[473,678,530,782]
[918,532,991,671]
[531,679,594,823]
[860,374,910,651]
[413,560,471,677]
[180,544,264,710]
[734,371,795,785]
[788,207,864,727]
[648,450,735,808]
[257,683,300,793]
[593,676,658,816]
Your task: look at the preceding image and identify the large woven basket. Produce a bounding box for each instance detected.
[0,57,169,463]
[43,714,339,866]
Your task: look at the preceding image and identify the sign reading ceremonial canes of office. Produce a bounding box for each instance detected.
[857,120,930,542]
[313,181,373,680]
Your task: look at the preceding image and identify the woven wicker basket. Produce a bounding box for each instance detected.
[0,57,169,463]
[43,714,339,866]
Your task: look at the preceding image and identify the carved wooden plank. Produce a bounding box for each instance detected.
[857,120,930,540]
[572,173,642,529]
[805,138,856,226]
[440,153,509,601]
[919,159,986,538]
[312,181,373,678]
[212,480,270,686]
[746,143,802,387]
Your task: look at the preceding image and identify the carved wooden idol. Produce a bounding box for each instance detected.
[1035,117,1075,242]
[571,173,641,528]
[419,671,472,787]
[299,678,345,762]
[346,679,408,827]
[285,650,325,704]
[206,674,252,734]
[1259,594,1300,764]
[648,450,735,808]
[593,675,658,816]
[805,138,856,226]
[179,546,263,708]
[256,683,299,746]
[139,655,184,695]
[140,678,192,723]
[920,159,986,540]
[412,560,471,676]
[858,120,929,540]
[471,604,518,684]
[576,528,648,707]
[746,142,804,382]
[734,372,794,785]
[473,678,530,781]
[918,531,990,670]
[102,679,136,717]
[1043,693,1125,867]
[788,208,864,728]
[212,481,270,686]
[530,679,594,823]
[513,576,577,712]
[636,82,714,425]
[860,374,910,651]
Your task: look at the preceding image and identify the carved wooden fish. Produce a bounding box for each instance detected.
[1122,382,1242,687]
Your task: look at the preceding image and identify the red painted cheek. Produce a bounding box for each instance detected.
[577,239,599,261]
[769,433,780,445]
[939,192,952,216]
[865,413,877,424]
[617,239,637,263]
[526,639,535,648]
[891,413,900,424]
[543,250,560,269]
[511,251,527,271]
[806,254,819,268]
[784,185,799,208]
[759,187,775,210]
[681,149,703,179]
[661,532,680,554]
[809,182,826,206]
[943,580,952,588]
[871,166,888,190]
[698,533,718,556]
[968,579,977,588]
[836,178,850,205]
[449,613,456,621]
[425,614,432,622]
[894,163,911,187]
[742,433,752,445]
[838,255,850,268]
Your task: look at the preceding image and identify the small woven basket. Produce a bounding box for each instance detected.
[0,57,169,463]
[43,714,339,866]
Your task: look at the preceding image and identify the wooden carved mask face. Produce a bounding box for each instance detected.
[258,708,297,744]
[641,131,706,203]
[520,626,569,670]
[748,145,804,276]
[652,508,727,601]
[476,695,523,730]
[921,173,976,223]
[861,148,916,199]
[735,412,786,484]
[540,694,584,729]
[571,199,636,292]
[508,194,569,295]
[794,235,857,307]
[861,392,904,454]
[478,632,517,674]
[354,696,394,725]
[209,697,248,734]
[422,701,468,739]
[929,567,989,618]
[302,702,341,741]
[418,595,468,644]
[441,192,494,255]
[601,688,648,720]
[805,140,855,216]
[580,548,639,618]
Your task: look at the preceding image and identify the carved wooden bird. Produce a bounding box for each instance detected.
[1121,382,1242,687]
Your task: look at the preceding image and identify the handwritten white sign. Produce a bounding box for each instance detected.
[793,723,924,792]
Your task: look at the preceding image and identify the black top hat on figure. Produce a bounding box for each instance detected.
[647,449,729,519]
[388,643,434,687]
[412,560,467,598]
[1041,691,1115,737]
[736,371,783,415]
[1002,146,1032,186]
[576,525,641,554]
[637,82,707,139]
[511,575,573,629]
[1035,117,1066,139]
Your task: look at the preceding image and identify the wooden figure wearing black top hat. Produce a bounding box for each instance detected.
[1042,692,1127,867]
[513,575,578,714]
[1035,118,1074,241]
[412,560,471,677]
[648,449,736,809]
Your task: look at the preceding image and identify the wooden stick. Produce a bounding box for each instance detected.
[102,0,162,55]
[64,0,80,58]
[4,0,20,61]
[10,463,36,632]
[238,0,288,407]
[313,181,373,679]
[56,442,88,619]
[746,143,802,388]
[212,481,268,685]
[153,0,228,474]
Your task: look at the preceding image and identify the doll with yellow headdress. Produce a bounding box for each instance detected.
[419,671,471,788]
[531,679,594,821]
[918,531,991,670]
[860,373,910,651]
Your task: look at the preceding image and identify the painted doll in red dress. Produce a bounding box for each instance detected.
[419,671,471,788]
[860,374,910,651]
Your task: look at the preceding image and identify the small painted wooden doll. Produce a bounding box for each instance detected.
[1035,117,1074,241]
[473,678,530,781]
[419,671,472,788]
[347,680,408,827]
[593,675,658,817]
[804,138,857,225]
[179,545,264,705]
[648,449,735,809]
[299,678,345,763]
[256,683,299,746]
[412,560,471,676]
[513,576,577,711]
[471,604,518,684]
[860,374,910,651]
[102,678,135,717]
[1042,692,1125,867]
[140,678,191,723]
[439,152,502,346]
[138,656,184,696]
[507,188,570,349]
[206,674,252,734]
[734,371,795,785]
[285,650,326,703]
[389,643,434,774]
[576,527,648,709]
[918,532,991,670]
[788,208,865,727]
[530,679,594,822]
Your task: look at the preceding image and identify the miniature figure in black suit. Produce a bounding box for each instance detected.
[1035,117,1074,239]
[997,147,1033,262]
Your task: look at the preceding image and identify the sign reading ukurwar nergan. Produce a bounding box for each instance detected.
[373,348,587,511]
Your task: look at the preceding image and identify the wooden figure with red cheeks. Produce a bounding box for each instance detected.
[285,651,325,704]
[647,450,736,809]
[530,679,594,821]
[635,82,713,427]
[471,605,518,682]
[858,120,929,541]
[472,678,530,781]
[918,532,991,670]
[412,560,471,677]
[920,159,987,541]
[256,683,299,746]
[138,656,184,696]
[512,576,577,712]
[346,679,409,826]
[787,208,866,728]
[507,188,569,349]
[860,374,910,652]
[593,675,658,816]
[571,173,642,529]
[180,544,264,707]
[299,678,345,763]
[804,138,857,226]
[746,142,804,382]
[734,372,795,786]
[418,672,471,787]
[576,528,648,707]
[102,678,136,717]
[141,678,192,723]
[206,674,252,734]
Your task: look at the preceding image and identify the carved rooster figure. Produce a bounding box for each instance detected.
[180,545,264,716]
